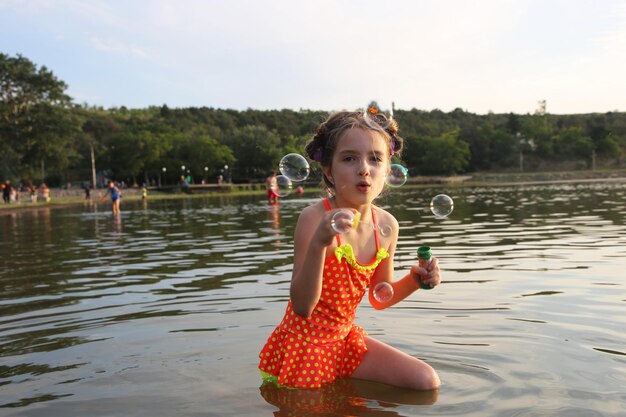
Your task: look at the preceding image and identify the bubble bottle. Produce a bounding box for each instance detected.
[417,245,433,290]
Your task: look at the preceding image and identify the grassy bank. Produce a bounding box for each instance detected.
[0,185,273,213]
[3,168,626,213]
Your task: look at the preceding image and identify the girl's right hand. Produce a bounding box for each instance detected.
[411,257,441,289]
[316,208,357,246]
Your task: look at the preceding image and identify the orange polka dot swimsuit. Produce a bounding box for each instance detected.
[259,199,389,389]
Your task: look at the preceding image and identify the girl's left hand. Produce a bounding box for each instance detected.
[412,257,442,289]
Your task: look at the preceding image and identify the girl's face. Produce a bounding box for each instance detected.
[323,127,390,206]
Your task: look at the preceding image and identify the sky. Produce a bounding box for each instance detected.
[2,0,626,115]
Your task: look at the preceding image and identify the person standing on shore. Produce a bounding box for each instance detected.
[28,183,37,203]
[2,180,13,204]
[38,183,50,202]
[83,183,91,200]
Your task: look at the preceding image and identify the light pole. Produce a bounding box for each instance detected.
[204,166,208,183]
[161,167,167,186]
[517,132,524,173]
[224,165,229,183]
[90,143,97,189]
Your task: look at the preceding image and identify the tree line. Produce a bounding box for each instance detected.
[2,53,625,188]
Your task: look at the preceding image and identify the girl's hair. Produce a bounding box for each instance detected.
[304,110,404,191]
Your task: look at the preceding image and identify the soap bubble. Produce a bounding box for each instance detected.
[378,223,393,237]
[385,164,408,187]
[279,153,310,182]
[363,103,393,131]
[331,209,355,234]
[275,175,293,197]
[373,282,394,303]
[331,209,393,236]
[430,194,454,218]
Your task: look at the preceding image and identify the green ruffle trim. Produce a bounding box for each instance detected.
[334,244,389,271]
[260,369,297,389]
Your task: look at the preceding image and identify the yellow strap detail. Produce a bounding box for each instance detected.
[334,244,389,271]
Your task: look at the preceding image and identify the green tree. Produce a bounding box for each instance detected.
[486,127,518,168]
[0,53,80,183]
[76,107,122,186]
[520,115,554,165]
[586,115,621,157]
[459,123,493,171]
[222,125,282,179]
[553,127,593,160]
[173,131,235,182]
[404,130,470,175]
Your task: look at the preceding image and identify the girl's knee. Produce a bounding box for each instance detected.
[375,356,439,390]
[405,363,440,391]
[419,367,441,390]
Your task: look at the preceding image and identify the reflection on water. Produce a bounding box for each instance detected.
[260,378,438,416]
[1,182,626,416]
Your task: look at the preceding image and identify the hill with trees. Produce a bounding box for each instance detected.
[2,53,625,187]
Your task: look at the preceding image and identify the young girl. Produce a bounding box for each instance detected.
[101,180,122,215]
[258,110,441,391]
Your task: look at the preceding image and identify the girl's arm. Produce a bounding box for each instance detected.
[289,204,345,318]
[99,188,110,201]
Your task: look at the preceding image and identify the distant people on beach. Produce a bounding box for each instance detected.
[38,183,50,202]
[83,183,92,200]
[265,171,279,205]
[180,176,189,193]
[100,180,122,215]
[28,184,37,203]
[2,180,13,204]
[10,185,18,203]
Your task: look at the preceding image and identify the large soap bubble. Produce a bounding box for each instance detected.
[275,175,293,197]
[385,164,408,187]
[331,210,355,234]
[279,153,310,182]
[330,209,393,236]
[430,194,454,218]
[373,282,394,303]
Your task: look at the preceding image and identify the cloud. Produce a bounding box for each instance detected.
[596,2,626,53]
[88,37,147,59]
[4,0,626,112]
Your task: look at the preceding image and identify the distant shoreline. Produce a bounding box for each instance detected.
[2,169,626,215]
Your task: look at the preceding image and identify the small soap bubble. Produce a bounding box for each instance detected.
[385,164,408,187]
[363,102,393,131]
[275,175,293,197]
[331,210,354,234]
[378,223,393,237]
[279,153,310,182]
[430,194,454,218]
[373,282,394,303]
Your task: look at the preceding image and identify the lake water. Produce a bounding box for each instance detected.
[1,181,625,417]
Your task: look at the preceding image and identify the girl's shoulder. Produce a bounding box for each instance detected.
[373,204,398,227]
[299,200,326,219]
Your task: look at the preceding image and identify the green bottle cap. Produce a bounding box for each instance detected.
[417,246,432,260]
[417,246,432,290]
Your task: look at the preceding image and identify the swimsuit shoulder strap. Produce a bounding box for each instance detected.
[371,207,380,250]
[323,198,341,246]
